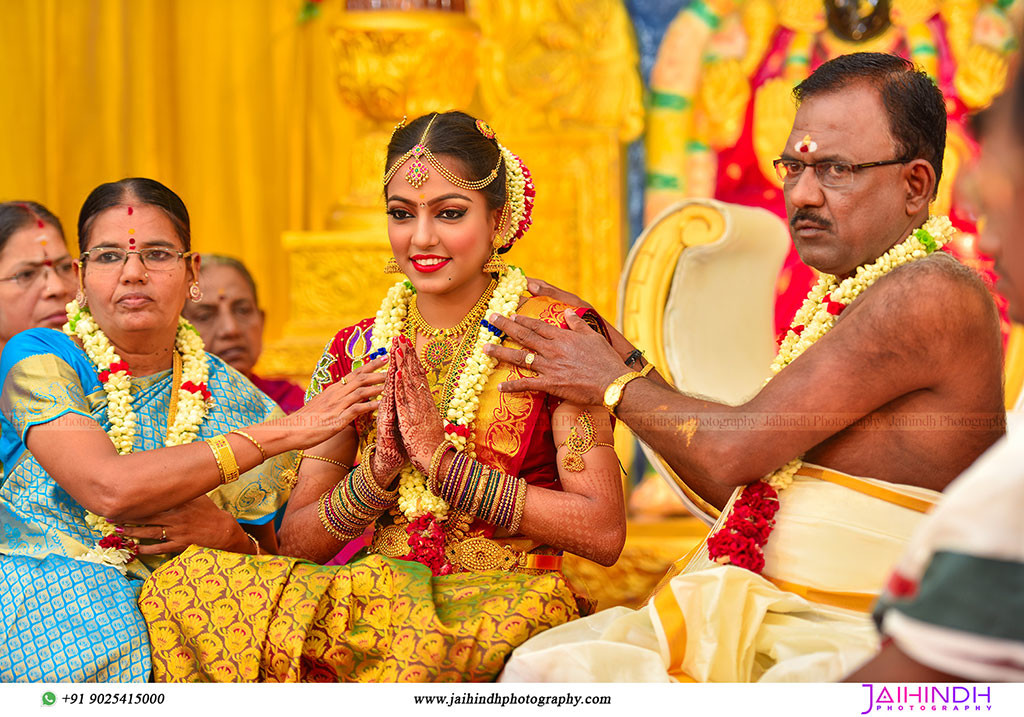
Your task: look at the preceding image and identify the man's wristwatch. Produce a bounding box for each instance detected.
[602,363,654,416]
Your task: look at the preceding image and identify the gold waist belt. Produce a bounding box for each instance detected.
[370,525,562,574]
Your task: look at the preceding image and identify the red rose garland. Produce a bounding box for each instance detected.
[706,481,780,573]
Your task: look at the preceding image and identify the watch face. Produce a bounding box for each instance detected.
[604,383,622,409]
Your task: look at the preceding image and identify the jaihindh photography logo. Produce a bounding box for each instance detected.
[860,685,993,713]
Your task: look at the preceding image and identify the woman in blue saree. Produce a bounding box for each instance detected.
[0,178,384,682]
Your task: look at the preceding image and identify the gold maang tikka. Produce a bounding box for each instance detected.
[383,113,504,191]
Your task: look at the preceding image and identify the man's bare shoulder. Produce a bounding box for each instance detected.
[851,252,998,340]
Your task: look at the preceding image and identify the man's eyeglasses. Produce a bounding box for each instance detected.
[0,259,74,288]
[773,157,908,188]
[80,247,192,272]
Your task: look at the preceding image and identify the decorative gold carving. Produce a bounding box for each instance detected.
[954,43,1009,110]
[697,59,750,150]
[891,0,941,26]
[453,536,520,572]
[472,0,644,142]
[330,11,480,122]
[741,0,779,75]
[776,0,827,32]
[753,78,797,191]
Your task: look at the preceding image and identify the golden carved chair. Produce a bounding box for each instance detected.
[619,198,798,525]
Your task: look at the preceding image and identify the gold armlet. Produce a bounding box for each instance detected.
[557,411,613,472]
[206,435,240,484]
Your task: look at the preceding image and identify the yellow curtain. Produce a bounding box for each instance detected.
[0,0,354,339]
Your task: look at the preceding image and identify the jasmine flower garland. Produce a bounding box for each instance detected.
[63,299,212,571]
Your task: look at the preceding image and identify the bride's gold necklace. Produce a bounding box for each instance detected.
[406,279,496,369]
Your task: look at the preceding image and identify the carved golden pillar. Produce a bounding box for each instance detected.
[259,9,481,379]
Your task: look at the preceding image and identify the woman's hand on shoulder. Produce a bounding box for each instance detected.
[288,356,387,448]
[118,495,250,555]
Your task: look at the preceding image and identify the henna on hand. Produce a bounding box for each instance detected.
[371,338,408,486]
[393,336,447,473]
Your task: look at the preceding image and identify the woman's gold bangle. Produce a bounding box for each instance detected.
[230,429,267,462]
[206,435,240,484]
[245,532,261,556]
[298,451,351,471]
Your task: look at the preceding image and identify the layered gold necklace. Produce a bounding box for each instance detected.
[405,279,497,369]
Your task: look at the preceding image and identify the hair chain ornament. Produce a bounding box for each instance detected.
[382,114,535,251]
[706,216,955,574]
[63,299,211,572]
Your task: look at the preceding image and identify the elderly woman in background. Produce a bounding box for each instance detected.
[182,254,305,413]
[0,178,384,682]
[0,201,75,357]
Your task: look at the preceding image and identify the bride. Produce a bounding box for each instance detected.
[140,111,629,682]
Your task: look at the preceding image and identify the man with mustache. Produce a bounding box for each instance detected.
[494,52,1007,682]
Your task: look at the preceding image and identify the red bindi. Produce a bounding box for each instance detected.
[127,206,134,215]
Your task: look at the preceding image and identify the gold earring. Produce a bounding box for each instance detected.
[482,249,506,274]
[189,282,203,302]
[75,290,87,307]
[384,257,402,274]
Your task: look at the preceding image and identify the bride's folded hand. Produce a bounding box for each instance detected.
[370,340,409,488]
[393,336,446,474]
[287,356,387,449]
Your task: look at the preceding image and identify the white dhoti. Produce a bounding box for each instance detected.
[501,465,939,682]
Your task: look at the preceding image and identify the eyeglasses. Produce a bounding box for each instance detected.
[773,157,908,188]
[0,259,75,288]
[80,247,192,272]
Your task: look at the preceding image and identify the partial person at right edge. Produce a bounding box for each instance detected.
[849,74,1024,684]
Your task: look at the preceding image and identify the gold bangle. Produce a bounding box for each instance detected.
[245,532,261,556]
[317,490,349,541]
[428,442,453,493]
[230,430,267,462]
[509,478,528,534]
[298,451,351,471]
[352,461,398,512]
[206,435,240,484]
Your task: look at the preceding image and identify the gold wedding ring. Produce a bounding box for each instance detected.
[524,352,536,367]
[161,527,167,541]
[341,374,348,385]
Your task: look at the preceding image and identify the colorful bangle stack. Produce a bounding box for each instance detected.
[437,451,527,533]
[206,434,240,484]
[317,446,398,542]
